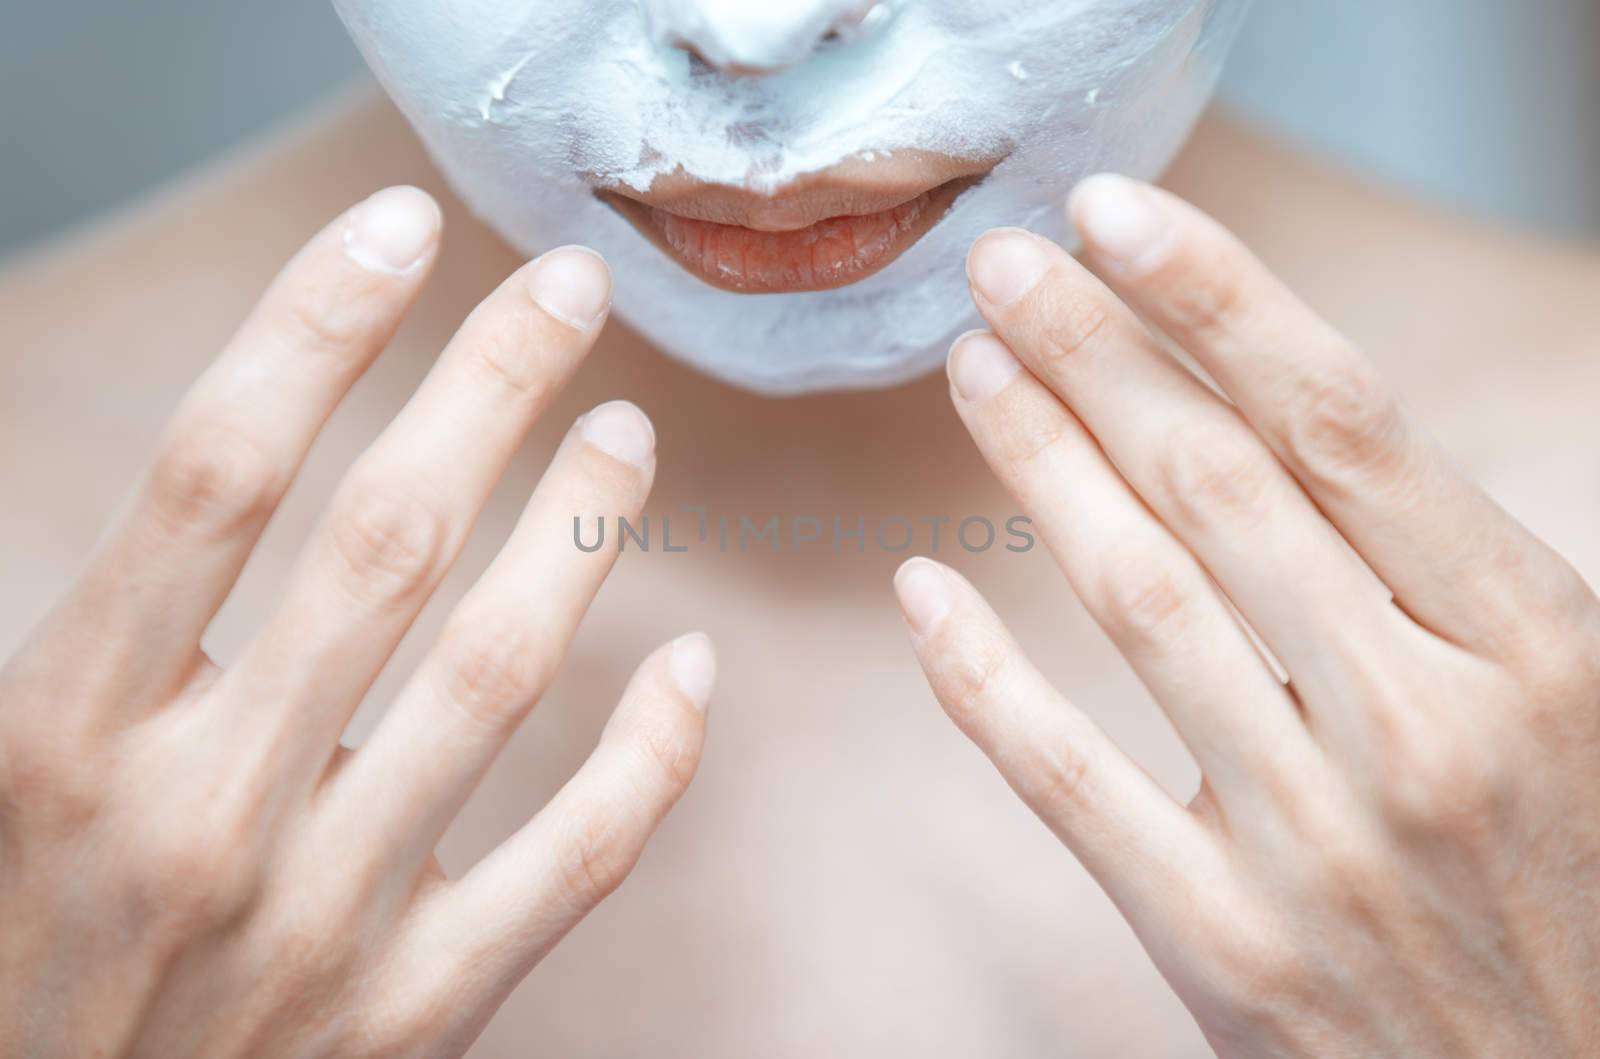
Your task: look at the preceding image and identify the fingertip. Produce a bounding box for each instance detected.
[967,227,1052,308]
[894,557,954,638]
[343,185,443,278]
[948,330,1023,405]
[528,245,613,333]
[577,399,656,469]
[669,632,716,713]
[1067,174,1173,275]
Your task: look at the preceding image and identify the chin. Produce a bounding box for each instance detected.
[337,0,1250,393]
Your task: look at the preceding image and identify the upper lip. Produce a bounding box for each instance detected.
[598,153,996,232]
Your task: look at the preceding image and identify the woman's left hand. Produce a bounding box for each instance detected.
[896,175,1600,1056]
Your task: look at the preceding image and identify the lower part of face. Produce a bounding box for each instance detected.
[334,0,1250,395]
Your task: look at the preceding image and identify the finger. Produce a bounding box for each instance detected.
[54,188,440,712]
[965,224,1401,710]
[894,557,1221,938]
[1068,174,1587,657]
[946,331,1316,808]
[216,246,614,777]
[324,401,657,874]
[392,635,713,1047]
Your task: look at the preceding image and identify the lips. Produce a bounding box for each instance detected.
[597,163,987,294]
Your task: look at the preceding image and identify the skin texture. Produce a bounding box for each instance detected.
[1,90,1599,1055]
[900,175,1600,1056]
[0,187,716,1057]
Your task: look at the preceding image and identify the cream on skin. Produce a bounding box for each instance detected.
[333,0,1250,394]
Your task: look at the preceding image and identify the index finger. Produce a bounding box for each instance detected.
[1068,174,1588,658]
[53,187,441,714]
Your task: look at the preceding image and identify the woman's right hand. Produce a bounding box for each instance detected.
[0,187,716,1058]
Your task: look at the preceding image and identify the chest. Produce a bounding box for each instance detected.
[2,306,1595,1059]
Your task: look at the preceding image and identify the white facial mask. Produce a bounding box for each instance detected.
[333,0,1250,394]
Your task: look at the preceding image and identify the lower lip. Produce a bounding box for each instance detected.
[601,178,976,295]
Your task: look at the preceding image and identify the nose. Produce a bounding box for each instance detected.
[644,0,887,75]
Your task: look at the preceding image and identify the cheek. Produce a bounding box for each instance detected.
[338,0,605,105]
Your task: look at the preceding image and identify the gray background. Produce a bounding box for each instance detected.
[3,0,1597,257]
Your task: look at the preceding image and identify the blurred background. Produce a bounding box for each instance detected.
[2,0,1597,257]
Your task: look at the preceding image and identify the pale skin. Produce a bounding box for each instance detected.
[1,90,1599,1056]
[902,177,1600,1056]
[0,184,718,1056]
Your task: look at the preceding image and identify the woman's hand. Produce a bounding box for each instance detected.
[897,175,1600,1056]
[0,188,716,1058]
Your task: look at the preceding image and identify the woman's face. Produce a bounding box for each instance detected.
[334,0,1249,393]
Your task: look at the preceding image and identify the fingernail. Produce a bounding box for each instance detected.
[949,331,1022,404]
[529,246,612,332]
[343,186,441,277]
[579,400,656,468]
[1070,174,1172,273]
[895,558,952,637]
[670,633,717,712]
[968,229,1051,307]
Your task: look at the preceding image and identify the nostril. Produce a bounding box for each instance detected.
[667,36,715,74]
[669,36,767,79]
[828,3,892,45]
[656,2,892,77]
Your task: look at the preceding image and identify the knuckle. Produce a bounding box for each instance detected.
[1091,544,1197,647]
[1204,929,1306,1035]
[1031,742,1094,823]
[1161,423,1278,527]
[0,732,101,830]
[1283,360,1408,488]
[1162,251,1251,341]
[555,806,641,910]
[1000,413,1072,475]
[437,616,557,732]
[468,307,555,400]
[1513,631,1593,711]
[278,282,373,355]
[632,718,703,795]
[1034,289,1113,370]
[1309,836,1393,923]
[133,814,262,930]
[262,903,359,989]
[1553,563,1600,637]
[328,482,444,606]
[941,641,1009,728]
[1376,721,1506,840]
[1501,619,1600,752]
[1508,566,1600,693]
[985,398,1075,479]
[148,418,282,538]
